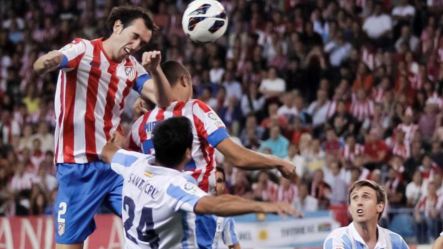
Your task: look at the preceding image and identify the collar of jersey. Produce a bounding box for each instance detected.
[145,157,183,176]
[349,222,387,249]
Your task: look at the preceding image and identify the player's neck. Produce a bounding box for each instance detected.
[102,39,122,63]
[354,221,378,246]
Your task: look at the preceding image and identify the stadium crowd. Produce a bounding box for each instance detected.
[1,0,443,244]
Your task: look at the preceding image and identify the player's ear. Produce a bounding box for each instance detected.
[180,75,188,87]
[376,202,384,214]
[113,20,123,33]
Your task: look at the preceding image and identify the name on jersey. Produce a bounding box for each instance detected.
[128,173,160,199]
[145,121,159,133]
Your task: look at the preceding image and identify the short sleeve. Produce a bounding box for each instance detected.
[58,38,86,70]
[192,100,229,147]
[110,149,148,176]
[133,60,151,94]
[166,177,208,212]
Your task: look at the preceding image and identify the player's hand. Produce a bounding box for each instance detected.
[276,160,298,182]
[133,97,148,117]
[142,51,162,73]
[260,202,302,217]
[110,132,126,148]
[43,50,61,72]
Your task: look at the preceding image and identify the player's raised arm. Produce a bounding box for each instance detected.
[194,194,299,217]
[101,133,126,163]
[216,138,298,180]
[33,50,63,75]
[140,51,173,108]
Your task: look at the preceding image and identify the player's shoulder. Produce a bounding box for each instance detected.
[382,227,408,249]
[323,226,353,249]
[190,99,211,109]
[325,226,349,239]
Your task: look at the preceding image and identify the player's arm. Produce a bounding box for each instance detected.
[433,234,443,249]
[194,194,296,217]
[140,51,173,108]
[216,138,298,180]
[101,133,127,163]
[33,50,63,75]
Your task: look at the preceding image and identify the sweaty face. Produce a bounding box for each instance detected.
[348,186,384,223]
[112,18,152,61]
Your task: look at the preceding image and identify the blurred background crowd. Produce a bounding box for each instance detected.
[1,0,443,244]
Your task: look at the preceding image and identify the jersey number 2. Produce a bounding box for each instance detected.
[123,196,160,248]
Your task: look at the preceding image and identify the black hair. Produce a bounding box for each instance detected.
[215,167,226,180]
[105,6,158,39]
[152,117,193,168]
[161,60,190,87]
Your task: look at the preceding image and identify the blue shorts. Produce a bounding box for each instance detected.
[54,161,123,244]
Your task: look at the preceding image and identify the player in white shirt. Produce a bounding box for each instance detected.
[323,180,408,249]
[197,167,241,249]
[101,117,296,249]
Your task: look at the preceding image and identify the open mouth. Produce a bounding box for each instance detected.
[124,47,131,55]
[356,209,364,214]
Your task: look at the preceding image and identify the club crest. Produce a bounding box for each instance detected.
[125,66,136,81]
[58,222,65,236]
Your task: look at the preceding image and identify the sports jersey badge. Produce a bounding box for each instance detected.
[58,222,65,236]
[125,66,136,81]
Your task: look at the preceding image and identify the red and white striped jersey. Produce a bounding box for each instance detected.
[54,38,150,163]
[372,87,385,103]
[351,97,374,122]
[341,143,364,162]
[129,100,229,192]
[397,123,418,144]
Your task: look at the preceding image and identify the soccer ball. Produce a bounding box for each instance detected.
[182,0,228,43]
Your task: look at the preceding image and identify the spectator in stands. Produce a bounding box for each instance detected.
[293,181,319,212]
[240,82,265,116]
[259,67,286,100]
[252,170,278,202]
[277,176,298,204]
[324,161,348,205]
[259,125,289,159]
[310,169,331,210]
[363,1,393,46]
[307,89,331,129]
[406,170,424,208]
[415,181,443,243]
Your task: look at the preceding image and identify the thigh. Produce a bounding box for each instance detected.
[54,162,115,244]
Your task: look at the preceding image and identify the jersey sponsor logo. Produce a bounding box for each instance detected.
[145,121,159,133]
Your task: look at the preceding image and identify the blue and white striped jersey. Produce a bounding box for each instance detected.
[213,217,239,248]
[111,149,208,249]
[323,222,409,249]
[195,215,239,249]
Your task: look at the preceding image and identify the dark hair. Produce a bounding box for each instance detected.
[152,117,193,168]
[348,180,387,220]
[216,167,226,180]
[161,61,190,87]
[105,6,158,38]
